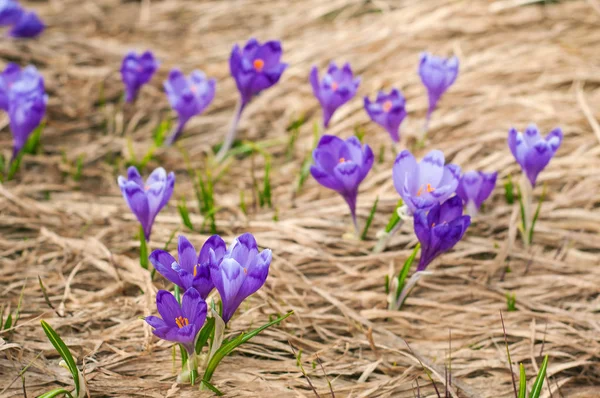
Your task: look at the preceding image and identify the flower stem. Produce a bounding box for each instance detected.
[215,100,244,162]
[164,119,186,147]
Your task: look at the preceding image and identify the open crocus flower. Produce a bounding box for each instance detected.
[418,53,459,125]
[414,196,471,271]
[508,124,563,187]
[392,149,461,215]
[0,0,22,26]
[145,288,207,355]
[310,62,360,129]
[8,9,44,38]
[456,171,497,216]
[230,38,287,109]
[209,233,272,324]
[364,88,407,143]
[120,51,158,103]
[150,235,226,299]
[310,135,374,234]
[1,64,47,159]
[117,166,175,241]
[164,68,216,145]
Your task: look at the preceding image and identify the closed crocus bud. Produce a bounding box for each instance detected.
[508,124,562,187]
[310,62,360,129]
[209,233,272,324]
[8,9,44,38]
[310,135,374,234]
[0,0,23,26]
[418,53,459,123]
[456,171,497,216]
[164,68,216,145]
[229,38,287,109]
[145,288,207,356]
[0,63,23,111]
[364,88,407,143]
[392,149,461,215]
[413,196,471,271]
[150,235,226,300]
[120,51,158,103]
[117,166,175,241]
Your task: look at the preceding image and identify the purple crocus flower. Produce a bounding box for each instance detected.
[145,288,207,355]
[456,171,497,216]
[310,135,374,233]
[0,0,22,26]
[8,9,44,38]
[209,233,272,324]
[120,51,158,103]
[507,124,563,187]
[392,149,461,215]
[310,62,360,129]
[418,53,459,125]
[1,64,47,159]
[414,196,471,271]
[364,88,407,143]
[117,166,175,241]
[164,68,216,145]
[150,235,226,299]
[230,38,287,109]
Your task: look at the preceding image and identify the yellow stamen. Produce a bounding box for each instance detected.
[331,81,339,91]
[339,157,346,163]
[253,59,265,72]
[383,100,393,112]
[416,184,435,197]
[426,183,435,193]
[193,265,198,277]
[175,316,189,329]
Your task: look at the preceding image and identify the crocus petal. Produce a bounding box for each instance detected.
[392,150,419,196]
[438,196,464,223]
[149,250,182,286]
[214,258,246,323]
[334,161,361,193]
[523,140,554,186]
[413,210,430,248]
[177,235,198,273]
[145,315,167,329]
[507,128,527,168]
[310,165,344,191]
[523,124,541,146]
[156,290,182,327]
[475,172,497,208]
[119,180,150,232]
[237,248,271,301]
[181,288,207,326]
[313,135,345,173]
[418,150,445,188]
[199,235,227,265]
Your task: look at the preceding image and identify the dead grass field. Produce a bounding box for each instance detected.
[1,0,600,397]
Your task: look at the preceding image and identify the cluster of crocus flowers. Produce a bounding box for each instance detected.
[117,166,175,241]
[418,52,459,130]
[164,69,216,145]
[120,51,159,103]
[364,88,407,143]
[456,171,497,216]
[0,0,44,38]
[0,63,48,160]
[216,38,287,160]
[310,62,360,129]
[310,135,374,236]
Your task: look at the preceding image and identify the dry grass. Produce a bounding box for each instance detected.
[1,0,600,397]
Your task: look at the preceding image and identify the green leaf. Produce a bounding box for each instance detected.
[3,313,12,330]
[528,355,549,398]
[354,125,365,143]
[262,158,272,208]
[73,155,84,182]
[7,151,23,181]
[163,228,178,251]
[179,344,188,368]
[178,198,194,231]
[518,363,527,398]
[506,293,517,312]
[378,145,385,164]
[504,175,515,204]
[40,320,80,396]
[153,118,171,147]
[385,200,404,233]
[395,244,420,302]
[139,226,148,270]
[528,184,546,245]
[200,380,224,396]
[360,196,378,240]
[239,191,247,215]
[37,388,75,398]
[202,311,293,383]
[174,285,181,305]
[195,317,216,354]
[23,123,44,155]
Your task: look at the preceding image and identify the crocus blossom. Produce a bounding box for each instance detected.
[310,62,360,128]
[418,53,459,124]
[117,166,175,241]
[209,233,272,324]
[0,64,47,159]
[507,124,563,187]
[230,38,288,109]
[310,135,374,233]
[150,235,226,299]
[120,51,158,103]
[413,196,471,271]
[392,149,461,215]
[164,68,216,145]
[8,9,44,38]
[456,171,497,216]
[0,0,22,26]
[364,88,407,143]
[145,288,207,355]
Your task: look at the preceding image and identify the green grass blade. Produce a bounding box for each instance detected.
[139,226,148,270]
[201,380,224,396]
[518,363,527,398]
[528,355,549,398]
[262,158,272,208]
[195,317,216,354]
[528,184,546,245]
[178,198,194,231]
[395,244,420,301]
[3,313,12,330]
[385,200,404,233]
[360,196,378,240]
[40,320,80,396]
[37,388,75,398]
[504,175,515,204]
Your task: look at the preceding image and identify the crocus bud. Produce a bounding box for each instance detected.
[310,62,360,128]
[120,51,158,103]
[456,171,497,216]
[8,9,44,38]
[418,53,459,122]
[364,88,407,143]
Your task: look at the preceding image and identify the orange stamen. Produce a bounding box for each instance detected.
[416,184,435,197]
[426,183,435,193]
[193,265,198,277]
[175,316,189,329]
[339,157,346,163]
[253,59,265,72]
[243,268,248,275]
[383,100,393,112]
[331,81,338,91]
